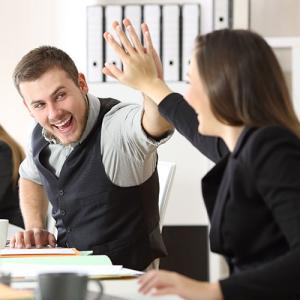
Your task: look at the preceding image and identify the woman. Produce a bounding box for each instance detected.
[0,125,25,228]
[103,20,300,300]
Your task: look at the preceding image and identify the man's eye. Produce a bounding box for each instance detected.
[33,103,44,109]
[57,92,65,100]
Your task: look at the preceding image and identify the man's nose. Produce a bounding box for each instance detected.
[48,103,62,121]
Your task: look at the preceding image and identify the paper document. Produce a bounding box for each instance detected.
[0,255,112,266]
[0,264,142,278]
[0,247,78,257]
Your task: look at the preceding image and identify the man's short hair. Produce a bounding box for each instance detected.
[13,46,79,96]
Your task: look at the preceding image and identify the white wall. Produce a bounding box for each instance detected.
[0,0,57,146]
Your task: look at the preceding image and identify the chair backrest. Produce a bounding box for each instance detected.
[157,161,176,230]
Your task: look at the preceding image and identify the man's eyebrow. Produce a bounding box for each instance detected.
[50,86,65,97]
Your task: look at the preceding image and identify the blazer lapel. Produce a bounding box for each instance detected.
[205,128,256,252]
[209,159,232,251]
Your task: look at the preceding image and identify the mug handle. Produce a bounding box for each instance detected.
[90,280,104,300]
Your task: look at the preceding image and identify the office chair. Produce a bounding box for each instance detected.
[157,160,176,230]
[146,161,176,270]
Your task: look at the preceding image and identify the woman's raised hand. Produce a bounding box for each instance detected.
[103,19,159,92]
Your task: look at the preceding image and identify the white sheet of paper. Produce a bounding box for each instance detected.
[0,248,75,256]
[0,264,143,278]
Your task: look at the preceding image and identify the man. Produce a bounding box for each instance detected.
[11,45,172,270]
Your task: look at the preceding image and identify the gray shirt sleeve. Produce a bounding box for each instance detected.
[19,102,173,188]
[101,102,173,187]
[19,134,43,185]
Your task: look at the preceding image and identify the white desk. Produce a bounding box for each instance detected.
[13,278,181,300]
[98,279,180,300]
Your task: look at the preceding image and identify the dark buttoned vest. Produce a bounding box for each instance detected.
[32,98,167,270]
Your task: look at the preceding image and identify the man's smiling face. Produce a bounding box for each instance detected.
[20,68,89,145]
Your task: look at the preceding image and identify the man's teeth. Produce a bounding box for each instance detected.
[53,116,71,128]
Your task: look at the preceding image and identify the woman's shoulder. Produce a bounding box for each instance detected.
[243,125,300,162]
[0,139,11,149]
[250,125,299,146]
[0,139,12,157]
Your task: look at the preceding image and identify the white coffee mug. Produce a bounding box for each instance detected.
[0,219,9,248]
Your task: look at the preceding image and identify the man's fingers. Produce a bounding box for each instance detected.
[10,229,54,249]
[23,231,33,249]
[15,231,25,248]
[33,229,43,248]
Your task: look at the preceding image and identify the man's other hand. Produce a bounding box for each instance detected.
[9,228,56,248]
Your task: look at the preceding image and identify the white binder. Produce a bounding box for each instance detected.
[198,0,214,34]
[87,5,103,83]
[182,4,201,81]
[124,5,142,41]
[162,5,180,81]
[143,4,161,56]
[214,0,231,30]
[105,5,122,82]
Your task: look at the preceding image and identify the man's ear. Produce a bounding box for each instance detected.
[78,73,89,94]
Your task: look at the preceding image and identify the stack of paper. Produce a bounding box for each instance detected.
[0,247,79,257]
[0,255,143,279]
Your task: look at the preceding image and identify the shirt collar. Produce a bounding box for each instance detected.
[42,93,101,145]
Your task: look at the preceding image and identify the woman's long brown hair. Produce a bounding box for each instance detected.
[194,29,300,137]
[0,125,25,185]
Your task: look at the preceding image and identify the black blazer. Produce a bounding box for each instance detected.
[159,93,300,300]
[0,140,24,228]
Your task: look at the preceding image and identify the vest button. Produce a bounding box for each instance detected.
[59,190,64,196]
[67,227,71,233]
[61,209,66,216]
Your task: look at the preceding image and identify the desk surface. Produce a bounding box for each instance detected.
[99,279,180,300]
[13,278,181,300]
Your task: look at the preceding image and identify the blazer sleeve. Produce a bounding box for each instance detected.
[220,126,300,300]
[0,141,13,202]
[158,93,229,163]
